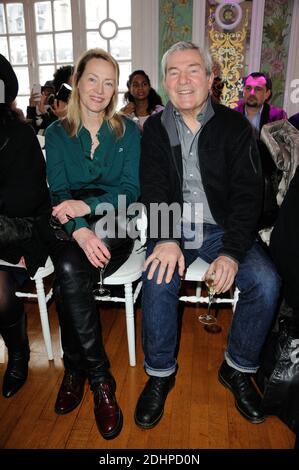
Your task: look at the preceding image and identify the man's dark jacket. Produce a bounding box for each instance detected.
[140,100,263,264]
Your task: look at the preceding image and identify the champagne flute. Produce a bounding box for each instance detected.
[198,272,222,333]
[92,261,111,297]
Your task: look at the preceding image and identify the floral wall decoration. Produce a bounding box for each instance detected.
[205,0,252,109]
[159,0,193,100]
[260,0,293,108]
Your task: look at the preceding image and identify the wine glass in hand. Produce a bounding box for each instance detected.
[198,272,222,333]
[93,261,111,297]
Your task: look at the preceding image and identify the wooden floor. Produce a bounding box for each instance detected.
[0,281,296,449]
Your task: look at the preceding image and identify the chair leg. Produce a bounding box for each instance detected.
[35,278,54,361]
[232,287,240,313]
[58,326,63,358]
[195,281,202,298]
[124,283,136,367]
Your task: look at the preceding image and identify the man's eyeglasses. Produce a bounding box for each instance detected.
[50,214,75,241]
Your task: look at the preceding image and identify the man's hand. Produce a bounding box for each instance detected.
[204,255,238,294]
[72,227,110,268]
[144,242,185,284]
[52,200,91,224]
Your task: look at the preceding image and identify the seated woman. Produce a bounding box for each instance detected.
[121,69,164,130]
[0,54,51,398]
[45,48,140,440]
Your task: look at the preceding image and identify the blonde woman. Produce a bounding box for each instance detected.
[45,49,140,440]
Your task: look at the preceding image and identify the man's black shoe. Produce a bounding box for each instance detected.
[218,360,265,424]
[135,375,175,429]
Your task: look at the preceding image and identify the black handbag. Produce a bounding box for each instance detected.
[0,214,34,247]
[256,311,299,434]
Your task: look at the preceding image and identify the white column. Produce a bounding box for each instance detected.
[283,0,299,117]
[248,0,265,73]
[131,0,159,90]
[192,0,206,48]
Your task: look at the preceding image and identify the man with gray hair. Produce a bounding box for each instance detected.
[135,41,281,429]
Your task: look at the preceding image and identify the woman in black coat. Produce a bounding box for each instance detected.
[0,54,51,398]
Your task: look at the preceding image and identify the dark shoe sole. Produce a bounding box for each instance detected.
[2,378,27,398]
[98,410,123,440]
[134,379,175,429]
[218,372,265,424]
[134,407,164,429]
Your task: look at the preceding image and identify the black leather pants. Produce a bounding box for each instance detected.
[51,242,109,386]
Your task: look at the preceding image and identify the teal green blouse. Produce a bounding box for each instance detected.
[45,117,140,232]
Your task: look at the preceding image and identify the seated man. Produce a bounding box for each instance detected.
[135,41,281,430]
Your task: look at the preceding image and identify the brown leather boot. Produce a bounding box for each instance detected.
[54,370,86,414]
[92,376,123,439]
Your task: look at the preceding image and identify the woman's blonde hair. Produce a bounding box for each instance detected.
[66,48,124,138]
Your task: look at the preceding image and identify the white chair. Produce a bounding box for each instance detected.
[0,257,54,360]
[94,238,146,367]
[179,256,239,312]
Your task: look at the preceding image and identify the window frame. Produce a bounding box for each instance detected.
[1,0,159,109]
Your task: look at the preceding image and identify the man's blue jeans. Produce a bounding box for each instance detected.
[141,224,281,376]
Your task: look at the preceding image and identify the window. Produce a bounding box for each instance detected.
[33,0,73,86]
[0,1,29,111]
[1,0,158,113]
[84,0,132,104]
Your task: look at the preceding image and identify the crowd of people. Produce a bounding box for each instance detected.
[0,38,298,444]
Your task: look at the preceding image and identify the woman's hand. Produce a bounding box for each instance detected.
[72,227,111,268]
[52,200,91,224]
[121,102,136,115]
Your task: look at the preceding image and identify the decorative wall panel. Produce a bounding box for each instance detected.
[260,0,293,108]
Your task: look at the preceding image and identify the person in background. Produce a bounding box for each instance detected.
[26,80,56,133]
[234,72,287,137]
[26,65,74,134]
[135,41,280,430]
[121,70,164,130]
[235,72,288,229]
[0,54,51,398]
[45,48,140,440]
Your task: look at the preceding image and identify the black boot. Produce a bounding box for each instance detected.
[1,315,30,398]
[52,244,110,385]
